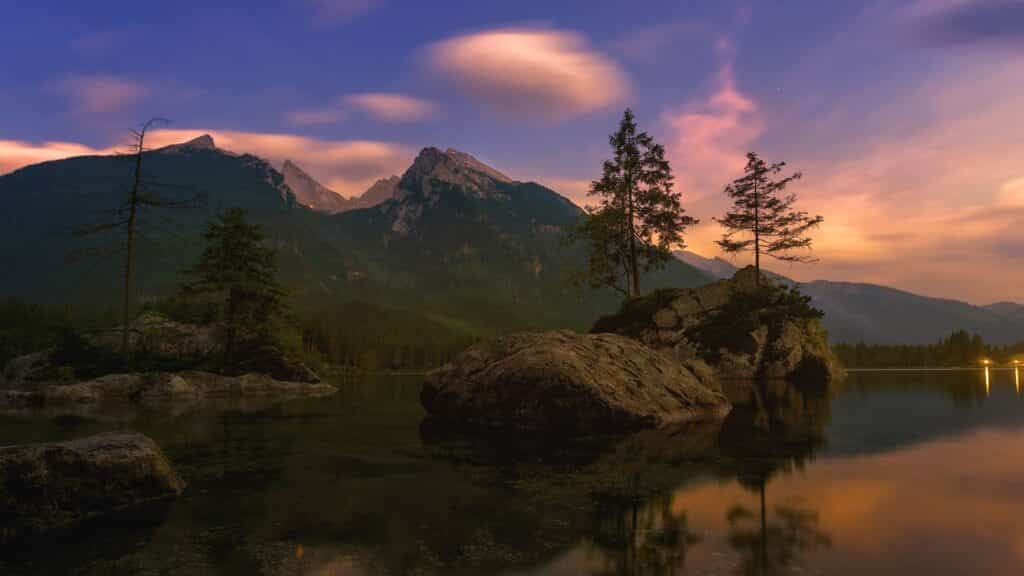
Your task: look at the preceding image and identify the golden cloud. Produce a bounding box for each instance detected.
[426,27,629,120]
[344,93,437,123]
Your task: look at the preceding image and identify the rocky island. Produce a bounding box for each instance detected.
[422,268,842,433]
[0,312,335,409]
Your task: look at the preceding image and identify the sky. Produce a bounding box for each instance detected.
[2,0,1023,304]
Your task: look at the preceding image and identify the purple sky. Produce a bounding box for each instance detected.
[2,0,1023,303]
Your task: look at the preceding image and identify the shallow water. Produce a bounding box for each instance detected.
[2,369,1023,575]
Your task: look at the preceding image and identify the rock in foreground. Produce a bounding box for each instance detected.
[422,331,730,433]
[0,432,185,543]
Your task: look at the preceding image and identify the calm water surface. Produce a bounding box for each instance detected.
[2,369,1023,575]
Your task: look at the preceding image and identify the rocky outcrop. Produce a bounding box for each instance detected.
[421,331,729,433]
[87,311,221,363]
[592,267,844,383]
[0,432,184,543]
[0,369,336,408]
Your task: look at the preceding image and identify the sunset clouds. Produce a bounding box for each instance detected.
[143,129,412,197]
[426,27,629,120]
[0,140,112,175]
[288,93,436,125]
[345,93,436,123]
[54,75,148,114]
[662,45,762,201]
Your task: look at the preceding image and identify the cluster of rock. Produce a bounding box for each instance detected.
[0,312,333,409]
[593,267,844,383]
[0,432,184,544]
[422,267,842,433]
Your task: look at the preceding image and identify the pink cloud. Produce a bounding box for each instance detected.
[286,92,436,125]
[55,75,148,114]
[345,93,437,123]
[662,59,762,201]
[143,129,412,197]
[426,27,630,120]
[0,140,115,175]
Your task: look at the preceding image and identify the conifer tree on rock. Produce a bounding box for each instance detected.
[716,152,824,285]
[571,108,698,297]
[184,208,284,365]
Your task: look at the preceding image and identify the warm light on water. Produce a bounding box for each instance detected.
[2,371,1024,575]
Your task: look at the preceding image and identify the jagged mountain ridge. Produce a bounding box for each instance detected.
[281,159,398,214]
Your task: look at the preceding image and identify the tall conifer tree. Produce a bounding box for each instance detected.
[572,109,697,297]
[716,152,824,284]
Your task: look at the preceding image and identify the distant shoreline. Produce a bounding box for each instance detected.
[847,367,1019,372]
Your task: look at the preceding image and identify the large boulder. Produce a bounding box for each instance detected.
[592,267,844,383]
[0,432,185,543]
[421,330,730,433]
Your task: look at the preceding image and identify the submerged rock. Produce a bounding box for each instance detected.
[0,432,184,543]
[592,266,844,383]
[421,330,730,433]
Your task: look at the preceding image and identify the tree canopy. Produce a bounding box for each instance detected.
[716,152,823,283]
[571,108,697,297]
[184,208,284,364]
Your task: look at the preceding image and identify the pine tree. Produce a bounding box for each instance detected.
[184,208,284,365]
[716,152,824,284]
[571,108,698,297]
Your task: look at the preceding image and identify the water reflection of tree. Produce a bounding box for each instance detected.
[727,500,831,576]
[589,495,700,575]
[717,379,833,575]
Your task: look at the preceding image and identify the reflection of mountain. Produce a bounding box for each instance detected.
[676,250,1024,345]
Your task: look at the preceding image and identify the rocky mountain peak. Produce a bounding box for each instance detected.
[280,159,349,213]
[399,147,513,198]
[159,134,217,154]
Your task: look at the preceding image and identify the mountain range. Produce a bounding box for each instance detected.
[0,136,710,338]
[676,251,1024,345]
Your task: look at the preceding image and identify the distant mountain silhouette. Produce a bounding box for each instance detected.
[676,250,1024,345]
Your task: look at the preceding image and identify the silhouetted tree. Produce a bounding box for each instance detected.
[571,108,698,297]
[184,208,283,365]
[72,118,203,356]
[716,152,823,284]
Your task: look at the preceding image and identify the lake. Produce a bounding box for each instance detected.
[2,369,1023,575]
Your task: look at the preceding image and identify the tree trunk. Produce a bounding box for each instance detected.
[753,179,760,287]
[625,169,639,297]
[121,143,144,357]
[224,290,237,367]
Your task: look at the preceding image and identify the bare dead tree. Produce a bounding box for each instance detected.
[72,118,205,356]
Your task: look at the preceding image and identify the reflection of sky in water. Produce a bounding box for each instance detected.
[2,371,1024,575]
